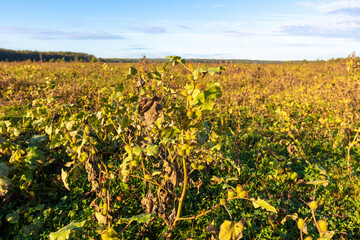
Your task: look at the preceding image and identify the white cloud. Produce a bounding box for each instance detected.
[301,0,360,13]
[0,26,124,40]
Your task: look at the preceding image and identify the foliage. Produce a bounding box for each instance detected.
[0,55,359,239]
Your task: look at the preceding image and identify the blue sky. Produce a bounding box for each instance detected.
[1,0,360,60]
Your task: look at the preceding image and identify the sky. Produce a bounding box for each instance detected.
[1,0,360,60]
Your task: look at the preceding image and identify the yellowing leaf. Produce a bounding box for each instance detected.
[61,169,70,191]
[306,180,329,187]
[281,213,298,225]
[318,231,335,240]
[251,198,277,213]
[101,228,119,240]
[219,220,244,240]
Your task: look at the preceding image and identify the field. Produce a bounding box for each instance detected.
[0,56,359,239]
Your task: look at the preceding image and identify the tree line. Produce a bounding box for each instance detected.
[0,48,97,62]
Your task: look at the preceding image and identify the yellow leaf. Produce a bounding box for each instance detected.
[219,220,244,240]
[251,198,277,213]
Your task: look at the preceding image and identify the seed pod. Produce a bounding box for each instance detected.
[198,165,205,170]
[144,175,152,180]
[318,219,327,232]
[191,163,198,169]
[85,125,90,134]
[220,198,226,205]
[297,218,304,230]
[130,160,139,167]
[195,84,206,89]
[236,184,243,195]
[186,110,193,118]
[304,237,312,240]
[309,201,317,210]
[181,90,188,97]
[228,189,235,199]
[238,190,248,199]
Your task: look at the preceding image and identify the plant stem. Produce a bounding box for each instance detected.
[178,203,220,221]
[171,157,188,229]
[131,174,179,200]
[311,209,322,237]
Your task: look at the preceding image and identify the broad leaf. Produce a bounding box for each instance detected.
[6,211,19,223]
[49,220,88,240]
[50,134,63,149]
[0,162,9,176]
[116,213,156,225]
[145,144,159,156]
[133,146,143,156]
[219,220,244,240]
[131,213,156,223]
[251,198,277,213]
[22,220,43,236]
[318,231,335,240]
[101,228,119,240]
[25,147,45,169]
[28,135,47,147]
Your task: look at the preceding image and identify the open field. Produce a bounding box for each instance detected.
[0,57,359,239]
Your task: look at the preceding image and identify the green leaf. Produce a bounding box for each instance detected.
[128,67,137,76]
[33,204,45,211]
[161,127,180,139]
[0,162,9,176]
[21,220,43,236]
[115,83,124,92]
[219,220,244,240]
[50,133,63,149]
[306,180,329,187]
[208,66,226,75]
[25,147,45,169]
[61,169,70,191]
[6,211,19,223]
[251,198,277,213]
[193,68,207,80]
[131,213,156,223]
[133,146,143,156]
[204,82,222,100]
[145,144,159,156]
[197,131,207,146]
[49,220,88,240]
[28,135,47,147]
[116,213,156,225]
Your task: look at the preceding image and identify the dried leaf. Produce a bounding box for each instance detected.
[207,220,219,237]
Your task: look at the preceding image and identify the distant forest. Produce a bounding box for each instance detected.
[0,48,313,64]
[0,48,97,62]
